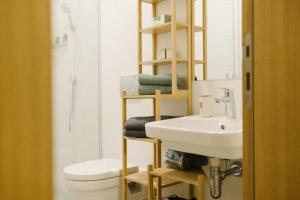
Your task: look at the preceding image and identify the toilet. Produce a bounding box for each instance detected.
[64,158,144,200]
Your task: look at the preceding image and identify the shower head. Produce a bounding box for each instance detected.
[61,2,71,14]
[61,1,76,31]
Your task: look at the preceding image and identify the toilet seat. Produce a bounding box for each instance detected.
[64,158,146,199]
[64,158,138,181]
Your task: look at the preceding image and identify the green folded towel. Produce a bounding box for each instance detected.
[139,74,172,86]
[138,85,172,95]
[139,74,187,89]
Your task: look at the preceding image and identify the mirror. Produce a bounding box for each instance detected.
[194,0,242,80]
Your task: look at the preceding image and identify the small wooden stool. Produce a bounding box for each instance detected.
[148,165,208,200]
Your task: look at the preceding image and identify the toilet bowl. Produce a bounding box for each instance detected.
[64,158,144,200]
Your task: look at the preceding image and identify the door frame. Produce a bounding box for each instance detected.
[242,0,254,199]
[0,0,52,199]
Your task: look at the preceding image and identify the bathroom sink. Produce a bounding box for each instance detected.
[145,115,243,159]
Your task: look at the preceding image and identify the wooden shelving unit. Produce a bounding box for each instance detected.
[122,0,207,199]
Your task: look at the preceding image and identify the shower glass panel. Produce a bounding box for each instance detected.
[51,0,101,199]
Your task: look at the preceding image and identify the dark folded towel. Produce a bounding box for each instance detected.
[165,149,208,170]
[124,116,180,138]
[125,116,177,131]
[124,130,147,138]
[164,195,195,200]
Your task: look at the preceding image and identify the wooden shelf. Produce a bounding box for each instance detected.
[141,58,188,65]
[123,136,158,143]
[195,60,205,64]
[125,172,148,186]
[142,0,167,4]
[151,166,208,186]
[141,58,205,66]
[125,171,180,187]
[141,23,203,34]
[194,26,204,32]
[123,90,189,100]
[141,22,188,34]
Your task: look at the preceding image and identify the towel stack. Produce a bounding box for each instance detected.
[138,74,186,95]
[164,195,196,200]
[124,116,178,138]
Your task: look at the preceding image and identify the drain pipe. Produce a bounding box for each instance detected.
[210,158,222,199]
[209,158,243,199]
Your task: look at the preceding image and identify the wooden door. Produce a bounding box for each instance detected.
[0,0,52,199]
[243,0,300,199]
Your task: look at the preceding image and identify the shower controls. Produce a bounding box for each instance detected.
[53,33,68,48]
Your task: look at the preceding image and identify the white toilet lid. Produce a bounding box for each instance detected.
[64,159,138,181]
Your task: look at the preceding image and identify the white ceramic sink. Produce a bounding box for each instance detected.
[145,115,243,159]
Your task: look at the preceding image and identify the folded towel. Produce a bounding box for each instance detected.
[164,195,194,200]
[165,150,208,170]
[139,74,186,89]
[125,116,178,131]
[124,130,147,138]
[139,74,173,86]
[138,85,172,95]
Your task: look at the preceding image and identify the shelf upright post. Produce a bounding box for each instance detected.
[171,0,178,93]
[187,0,193,114]
[152,2,158,75]
[156,176,162,200]
[191,0,195,82]
[203,0,207,80]
[147,165,154,200]
[154,90,161,169]
[155,139,162,168]
[138,0,143,74]
[152,1,158,118]
[197,175,205,200]
[154,90,161,121]
[121,91,128,200]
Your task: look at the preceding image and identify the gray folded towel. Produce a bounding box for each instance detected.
[139,74,186,89]
[139,74,173,86]
[125,116,178,131]
[138,85,172,95]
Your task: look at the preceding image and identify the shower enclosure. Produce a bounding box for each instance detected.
[51,0,101,199]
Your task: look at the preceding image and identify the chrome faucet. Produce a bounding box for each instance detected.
[215,88,236,119]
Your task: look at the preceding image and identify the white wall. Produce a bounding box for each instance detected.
[51,0,100,199]
[194,0,242,80]
[101,0,150,167]
[192,80,242,118]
